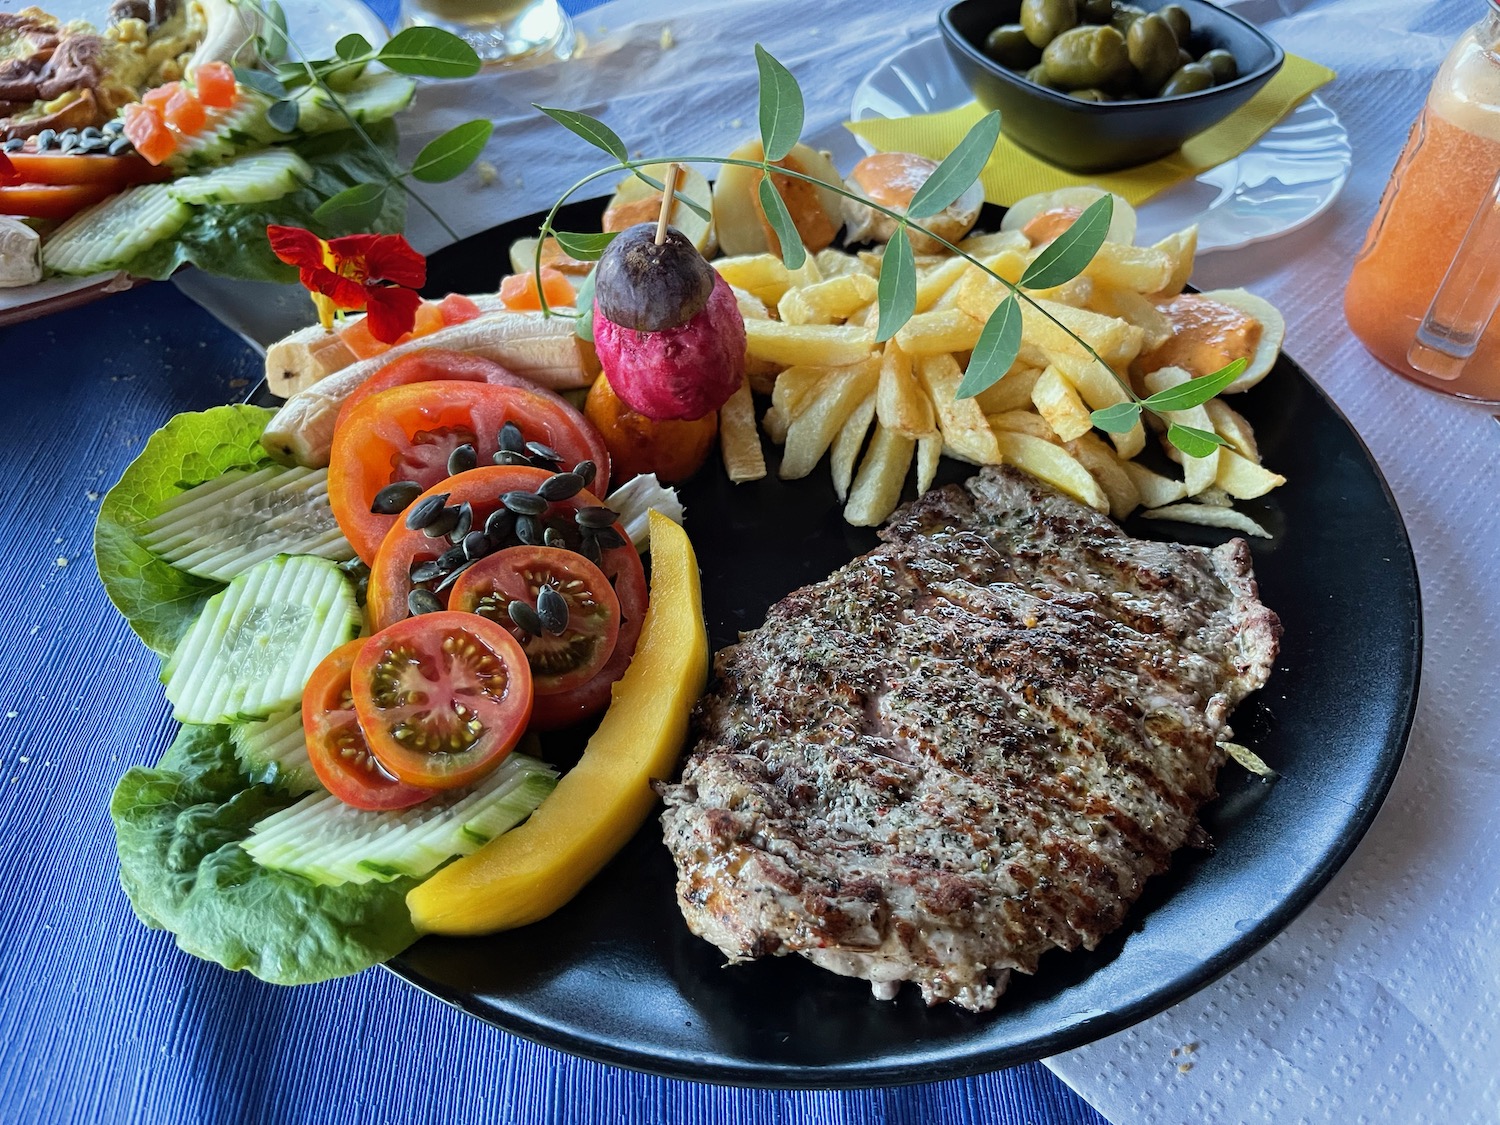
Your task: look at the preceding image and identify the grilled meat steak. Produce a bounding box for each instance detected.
[659,466,1280,1011]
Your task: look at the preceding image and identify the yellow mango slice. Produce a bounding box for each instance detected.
[407,510,708,935]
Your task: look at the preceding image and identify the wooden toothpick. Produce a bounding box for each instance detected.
[654,163,681,245]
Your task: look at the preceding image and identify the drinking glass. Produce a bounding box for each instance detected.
[399,0,577,65]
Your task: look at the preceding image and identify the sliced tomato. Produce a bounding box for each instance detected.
[366,467,648,730]
[122,103,176,166]
[164,87,207,134]
[450,546,621,695]
[302,639,438,810]
[351,611,532,789]
[500,268,576,311]
[438,293,483,325]
[194,61,237,108]
[0,182,113,220]
[0,152,168,187]
[329,380,612,562]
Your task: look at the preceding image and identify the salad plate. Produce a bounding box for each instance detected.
[232,199,1419,1088]
[848,34,1352,253]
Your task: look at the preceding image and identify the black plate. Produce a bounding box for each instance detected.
[315,201,1420,1087]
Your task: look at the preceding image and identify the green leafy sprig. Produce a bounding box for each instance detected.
[531,45,1241,459]
[236,4,496,239]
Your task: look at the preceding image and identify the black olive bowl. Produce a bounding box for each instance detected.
[940,0,1285,173]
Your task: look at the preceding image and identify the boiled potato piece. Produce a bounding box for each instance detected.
[713,140,844,257]
[1000,187,1137,246]
[602,162,716,256]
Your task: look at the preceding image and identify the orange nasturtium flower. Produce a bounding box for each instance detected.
[267,225,427,344]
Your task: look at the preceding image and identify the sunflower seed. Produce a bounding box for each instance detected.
[422,507,461,539]
[508,599,543,636]
[515,514,541,545]
[447,443,478,475]
[103,119,124,135]
[538,471,584,501]
[2,139,22,152]
[371,480,423,514]
[35,129,55,150]
[592,526,627,551]
[501,490,548,516]
[484,508,516,541]
[408,557,448,584]
[107,136,132,156]
[81,126,101,139]
[462,531,491,560]
[575,506,618,530]
[536,586,569,634]
[573,459,597,488]
[408,588,443,616]
[449,501,474,542]
[405,493,450,530]
[526,440,563,463]
[59,133,79,153]
[493,450,531,467]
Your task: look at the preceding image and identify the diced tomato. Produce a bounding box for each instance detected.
[0,182,114,220]
[0,152,171,188]
[438,293,483,326]
[122,104,177,166]
[164,88,207,135]
[499,268,575,311]
[194,61,236,109]
[141,83,180,114]
[340,299,449,360]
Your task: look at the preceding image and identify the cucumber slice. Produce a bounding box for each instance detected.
[168,148,313,206]
[233,708,321,795]
[165,91,279,172]
[162,554,360,724]
[241,752,558,885]
[294,71,417,134]
[42,183,191,276]
[136,463,353,582]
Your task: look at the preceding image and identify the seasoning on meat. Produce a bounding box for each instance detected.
[658,465,1281,1011]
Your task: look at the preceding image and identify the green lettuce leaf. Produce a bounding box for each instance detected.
[94,404,276,656]
[118,121,408,283]
[111,723,419,984]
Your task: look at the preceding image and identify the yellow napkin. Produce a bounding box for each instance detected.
[845,54,1336,207]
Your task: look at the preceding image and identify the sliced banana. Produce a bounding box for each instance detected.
[841,152,984,255]
[712,140,844,258]
[1001,186,1137,246]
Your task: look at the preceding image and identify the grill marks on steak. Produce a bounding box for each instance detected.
[659,466,1280,1011]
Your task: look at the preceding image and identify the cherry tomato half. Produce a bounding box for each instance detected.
[366,467,648,730]
[328,379,611,564]
[450,546,620,696]
[302,639,438,810]
[351,612,532,790]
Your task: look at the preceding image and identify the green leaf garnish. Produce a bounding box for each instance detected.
[1165,423,1227,458]
[378,27,483,78]
[758,173,807,270]
[1139,358,1248,411]
[908,111,999,221]
[314,182,390,226]
[533,105,629,163]
[1090,401,1143,433]
[265,98,300,134]
[235,66,288,99]
[259,1,289,64]
[552,230,618,260]
[336,33,373,60]
[875,226,917,344]
[631,170,712,223]
[1020,194,1113,290]
[754,45,804,162]
[410,119,494,183]
[957,294,1022,397]
[574,267,597,342]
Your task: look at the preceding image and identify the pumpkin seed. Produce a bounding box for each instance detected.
[422,507,460,539]
[499,421,527,454]
[408,588,443,616]
[449,500,474,542]
[405,493,450,530]
[484,508,515,540]
[462,530,491,560]
[408,557,448,584]
[575,506,617,530]
[543,527,565,549]
[501,490,548,516]
[508,599,543,636]
[515,515,541,545]
[574,459,597,488]
[447,443,478,475]
[434,559,475,593]
[592,526,626,551]
[526,441,563,462]
[536,585,569,634]
[371,480,423,514]
[493,450,530,467]
[538,472,584,501]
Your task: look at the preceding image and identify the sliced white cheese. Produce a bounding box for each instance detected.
[0,218,41,288]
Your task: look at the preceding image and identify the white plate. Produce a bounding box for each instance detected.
[849,34,1352,253]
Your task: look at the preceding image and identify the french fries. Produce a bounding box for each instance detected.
[779,359,879,480]
[719,381,766,483]
[876,341,937,439]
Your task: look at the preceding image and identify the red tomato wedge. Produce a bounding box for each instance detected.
[351,612,532,789]
[500,268,576,311]
[365,467,648,731]
[0,182,113,220]
[329,380,611,562]
[164,87,207,134]
[302,639,438,810]
[0,152,171,187]
[194,61,237,108]
[123,104,176,165]
[449,546,621,696]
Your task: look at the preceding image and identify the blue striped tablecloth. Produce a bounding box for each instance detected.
[0,2,1105,1121]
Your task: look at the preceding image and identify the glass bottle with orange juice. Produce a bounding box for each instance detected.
[1345,0,1500,404]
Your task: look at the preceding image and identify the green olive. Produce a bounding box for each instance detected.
[985,23,1043,69]
[1177,46,1194,67]
[1041,24,1132,90]
[1127,14,1181,93]
[1025,62,1064,89]
[1200,48,1240,83]
[1079,0,1114,23]
[1159,61,1215,97]
[1158,3,1192,45]
[1108,1,1146,33]
[1020,0,1079,49]
[1068,87,1111,101]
